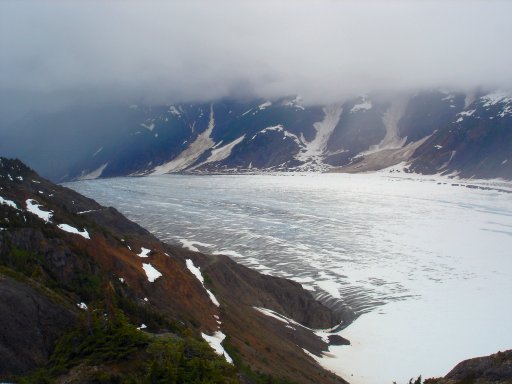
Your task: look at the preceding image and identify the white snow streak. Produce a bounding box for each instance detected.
[455,109,476,123]
[193,135,246,169]
[258,101,272,110]
[0,196,18,209]
[201,331,233,364]
[92,147,103,157]
[57,224,90,239]
[251,125,302,146]
[186,259,220,307]
[79,163,108,180]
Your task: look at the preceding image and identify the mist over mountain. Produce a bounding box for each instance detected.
[1,0,512,125]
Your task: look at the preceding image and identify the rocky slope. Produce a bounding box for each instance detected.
[3,89,511,181]
[0,157,347,384]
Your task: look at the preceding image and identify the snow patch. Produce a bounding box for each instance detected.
[258,101,272,110]
[481,91,512,107]
[178,239,212,252]
[25,199,52,222]
[77,302,88,310]
[137,247,151,258]
[455,109,476,123]
[142,263,162,282]
[251,125,302,146]
[201,331,233,364]
[0,196,18,209]
[169,105,181,117]
[57,224,90,239]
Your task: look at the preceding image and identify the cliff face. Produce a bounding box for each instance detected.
[0,276,76,375]
[0,157,347,384]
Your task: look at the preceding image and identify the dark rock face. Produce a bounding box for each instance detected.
[426,350,512,384]
[191,253,344,329]
[445,350,512,383]
[398,91,465,144]
[0,276,76,377]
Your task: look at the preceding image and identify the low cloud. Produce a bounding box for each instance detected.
[1,0,511,120]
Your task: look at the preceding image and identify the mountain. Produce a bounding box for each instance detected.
[0,157,347,383]
[2,90,511,182]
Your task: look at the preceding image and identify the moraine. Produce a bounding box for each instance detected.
[67,172,512,384]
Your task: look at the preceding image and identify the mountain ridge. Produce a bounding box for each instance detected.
[2,89,511,182]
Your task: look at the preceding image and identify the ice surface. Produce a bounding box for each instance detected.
[68,173,512,384]
[57,224,90,239]
[142,263,162,282]
[25,199,52,222]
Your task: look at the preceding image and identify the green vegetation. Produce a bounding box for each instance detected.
[19,302,239,384]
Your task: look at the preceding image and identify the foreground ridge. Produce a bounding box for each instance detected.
[0,157,347,384]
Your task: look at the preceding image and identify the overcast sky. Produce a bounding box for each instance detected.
[1,0,512,118]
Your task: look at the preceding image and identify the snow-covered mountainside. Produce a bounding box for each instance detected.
[3,90,511,180]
